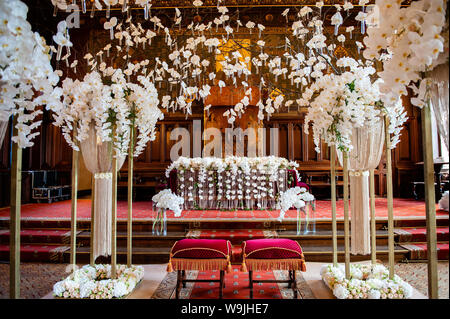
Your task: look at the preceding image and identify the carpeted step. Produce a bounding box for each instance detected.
[400,242,449,260]
[185,229,278,244]
[0,244,69,262]
[0,229,77,245]
[394,227,449,243]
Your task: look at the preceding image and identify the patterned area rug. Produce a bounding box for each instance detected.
[0,262,447,299]
[151,266,315,299]
[382,261,449,299]
[0,263,69,299]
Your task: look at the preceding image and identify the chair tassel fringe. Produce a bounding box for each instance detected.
[166,255,173,272]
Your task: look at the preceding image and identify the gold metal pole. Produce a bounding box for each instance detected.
[111,133,118,279]
[384,116,395,279]
[421,101,439,299]
[70,127,79,271]
[343,151,350,279]
[10,116,22,299]
[370,169,377,264]
[90,176,96,266]
[330,146,338,266]
[127,126,134,267]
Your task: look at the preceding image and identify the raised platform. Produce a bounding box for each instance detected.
[0,198,447,221]
[0,198,448,264]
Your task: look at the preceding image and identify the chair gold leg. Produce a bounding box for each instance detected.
[219,270,224,299]
[249,270,253,299]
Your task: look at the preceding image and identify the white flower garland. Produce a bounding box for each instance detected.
[166,156,299,180]
[167,156,300,210]
[53,264,144,299]
[321,263,413,299]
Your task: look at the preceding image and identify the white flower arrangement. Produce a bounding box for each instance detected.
[53,264,144,299]
[46,1,413,131]
[0,0,60,148]
[166,156,299,180]
[49,68,163,157]
[152,189,184,217]
[166,156,300,210]
[362,0,448,108]
[276,186,314,221]
[320,263,413,299]
[303,58,407,153]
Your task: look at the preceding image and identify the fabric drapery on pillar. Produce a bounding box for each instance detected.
[79,125,125,260]
[429,62,449,151]
[337,120,384,255]
[0,120,8,147]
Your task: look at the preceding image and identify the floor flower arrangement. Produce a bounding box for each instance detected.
[320,263,414,299]
[52,264,144,299]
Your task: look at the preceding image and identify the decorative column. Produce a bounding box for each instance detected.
[343,151,350,279]
[111,128,118,279]
[9,116,22,299]
[421,101,438,299]
[369,169,377,264]
[384,116,395,279]
[90,177,95,266]
[330,146,338,266]
[70,126,79,271]
[127,125,134,267]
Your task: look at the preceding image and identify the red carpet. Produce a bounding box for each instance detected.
[395,227,449,242]
[187,266,296,299]
[0,198,446,221]
[400,243,449,260]
[0,229,75,244]
[0,244,68,262]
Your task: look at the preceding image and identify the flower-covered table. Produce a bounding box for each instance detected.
[166,156,306,210]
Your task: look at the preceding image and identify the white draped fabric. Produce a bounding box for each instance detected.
[79,125,125,260]
[0,120,8,147]
[337,120,385,255]
[429,63,449,151]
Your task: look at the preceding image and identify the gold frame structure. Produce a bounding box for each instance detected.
[328,111,440,298]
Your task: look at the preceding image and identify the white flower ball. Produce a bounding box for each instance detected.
[333,284,349,299]
[368,289,381,299]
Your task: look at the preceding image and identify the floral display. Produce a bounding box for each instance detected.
[276,186,314,221]
[46,0,412,132]
[166,156,300,210]
[363,0,448,108]
[321,263,414,299]
[0,0,60,148]
[49,67,163,156]
[303,58,407,153]
[53,264,144,299]
[152,189,184,217]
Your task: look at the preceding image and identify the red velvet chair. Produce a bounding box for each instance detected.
[241,238,307,299]
[167,238,232,299]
